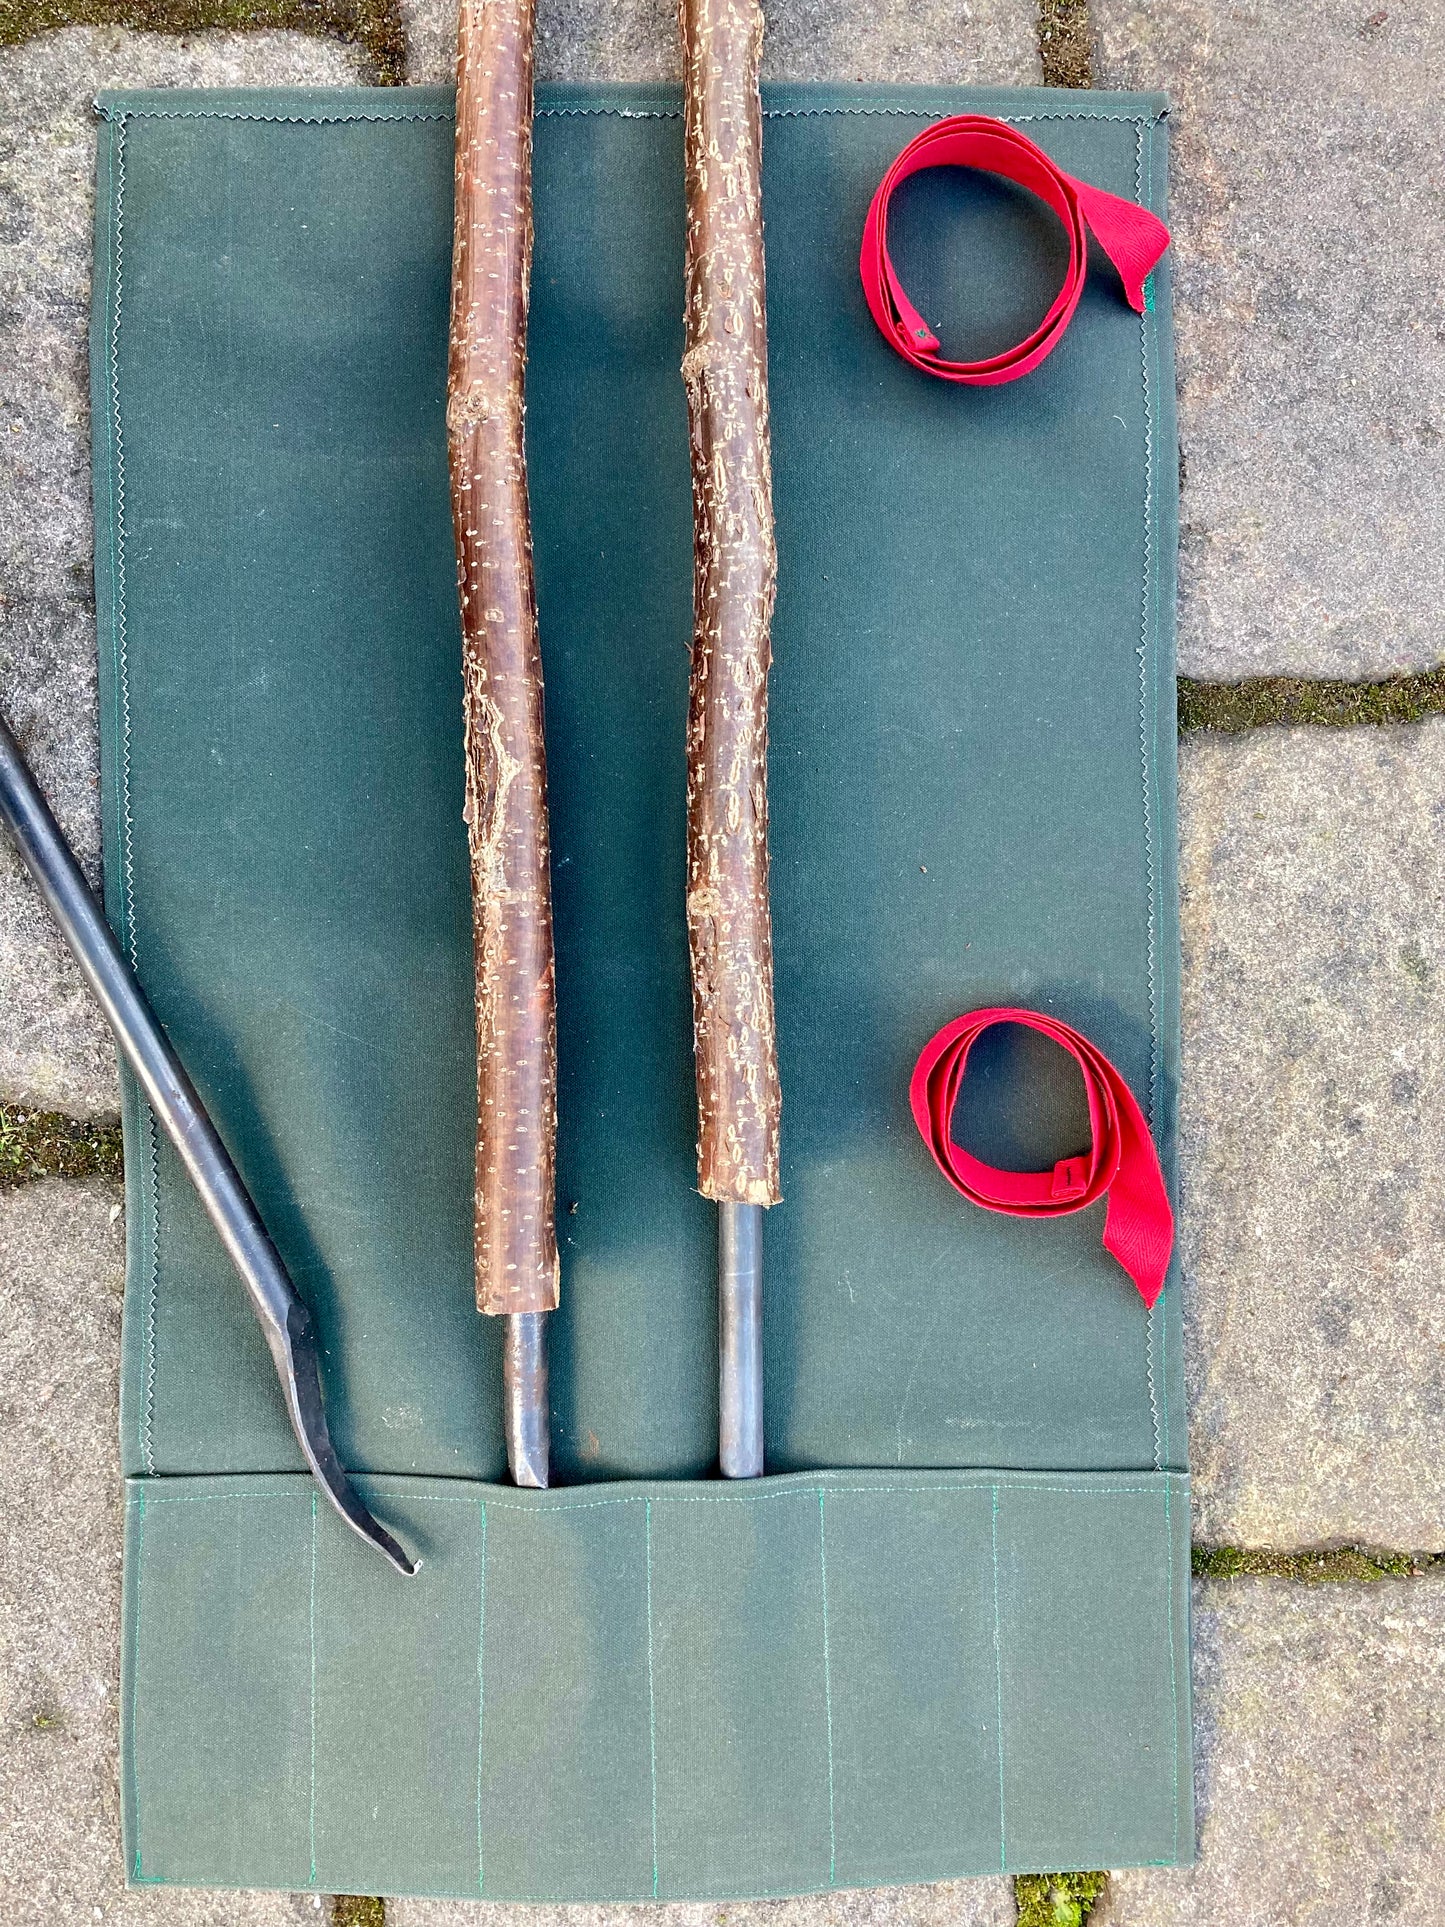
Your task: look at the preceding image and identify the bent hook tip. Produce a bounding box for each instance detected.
[280,1304,419,1577]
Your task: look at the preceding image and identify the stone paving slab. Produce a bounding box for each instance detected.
[1095,0,1445,681]
[1178,720,1445,1551]
[390,1881,1016,1927]
[0,866,117,1115]
[1092,1575,1445,1926]
[402,0,1042,89]
[0,26,367,1116]
[0,1176,329,1924]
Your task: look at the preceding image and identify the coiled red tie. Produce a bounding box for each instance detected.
[910,1008,1174,1306]
[860,115,1171,384]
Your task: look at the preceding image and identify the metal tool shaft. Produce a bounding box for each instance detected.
[718,1201,763,1477]
[504,1310,549,1487]
[0,711,415,1575]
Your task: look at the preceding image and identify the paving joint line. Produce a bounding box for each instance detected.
[1037,0,1093,88]
[1016,1870,1109,1927]
[1179,668,1445,732]
[1193,1544,1445,1583]
[0,1104,123,1187]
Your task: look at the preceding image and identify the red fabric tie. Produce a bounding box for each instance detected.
[860,115,1171,384]
[910,1008,1174,1306]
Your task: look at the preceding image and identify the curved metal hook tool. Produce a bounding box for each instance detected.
[0,710,416,1577]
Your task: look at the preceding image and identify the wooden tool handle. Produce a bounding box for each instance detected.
[680,0,782,1208]
[449,0,559,1316]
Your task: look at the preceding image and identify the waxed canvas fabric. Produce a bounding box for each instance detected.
[93,83,1190,1898]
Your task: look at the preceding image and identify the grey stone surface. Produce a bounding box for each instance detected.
[1093,1575,1445,1926]
[0,1176,327,1923]
[403,0,1041,91]
[1178,720,1445,1551]
[0,27,366,1116]
[763,1,1040,84]
[1095,0,1445,680]
[0,861,118,1115]
[392,1881,1016,1927]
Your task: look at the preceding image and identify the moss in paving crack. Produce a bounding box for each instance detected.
[1015,1870,1109,1927]
[0,0,406,83]
[1178,669,1445,733]
[1192,1544,1423,1582]
[1038,0,1092,87]
[329,1900,385,1927]
[0,1104,123,1187]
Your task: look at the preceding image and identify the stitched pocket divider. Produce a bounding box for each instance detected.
[122,1468,1190,1896]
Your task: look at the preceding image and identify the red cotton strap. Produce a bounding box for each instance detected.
[910,1008,1174,1306]
[860,115,1171,384]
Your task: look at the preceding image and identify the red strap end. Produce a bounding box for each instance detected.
[860,115,1172,384]
[911,1006,1175,1305]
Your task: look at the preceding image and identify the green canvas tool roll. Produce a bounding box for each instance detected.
[92,82,1190,1899]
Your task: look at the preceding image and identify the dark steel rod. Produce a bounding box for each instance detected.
[718,1201,763,1477]
[504,1310,549,1488]
[0,711,415,1575]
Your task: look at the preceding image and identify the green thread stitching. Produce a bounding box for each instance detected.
[1145,100,1174,1484]
[645,1497,659,1899]
[130,1476,1185,1510]
[476,1499,487,1894]
[108,114,136,969]
[1140,112,1171,1472]
[99,107,455,123]
[106,114,160,1482]
[1148,116,1179,1849]
[818,1488,837,1886]
[1163,1471,1180,1861]
[96,102,1162,126]
[991,1485,1007,1871]
[108,110,161,1480]
[130,1488,145,1879]
[308,1491,318,1886]
[1141,109,1183,1866]
[141,1110,159,1472]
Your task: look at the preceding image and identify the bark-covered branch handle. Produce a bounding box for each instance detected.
[680,0,782,1207]
[449,0,560,1316]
